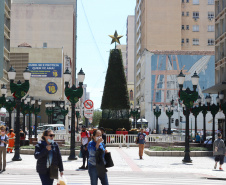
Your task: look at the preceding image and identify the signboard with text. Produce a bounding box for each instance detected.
[28,63,62,78]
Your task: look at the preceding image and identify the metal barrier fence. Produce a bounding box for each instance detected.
[39,134,185,145]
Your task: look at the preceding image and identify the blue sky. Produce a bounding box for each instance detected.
[76,0,136,109]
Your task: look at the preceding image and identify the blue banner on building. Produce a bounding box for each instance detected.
[28,63,62,77]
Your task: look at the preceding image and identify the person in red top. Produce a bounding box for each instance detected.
[79,125,91,169]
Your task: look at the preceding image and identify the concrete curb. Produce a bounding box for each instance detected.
[144,149,213,157]
[20,149,80,156]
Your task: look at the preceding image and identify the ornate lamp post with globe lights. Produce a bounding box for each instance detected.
[33,99,42,139]
[8,66,31,161]
[45,103,55,124]
[165,99,174,135]
[153,104,162,134]
[130,103,140,129]
[60,102,69,126]
[64,68,85,160]
[177,70,199,163]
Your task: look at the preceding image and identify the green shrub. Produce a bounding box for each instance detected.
[99,119,131,131]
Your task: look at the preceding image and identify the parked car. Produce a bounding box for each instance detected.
[37,126,43,134]
[42,124,66,134]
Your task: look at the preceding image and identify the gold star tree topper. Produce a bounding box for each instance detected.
[109,30,123,48]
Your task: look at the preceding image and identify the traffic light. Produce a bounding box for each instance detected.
[180,116,183,122]
[171,118,174,123]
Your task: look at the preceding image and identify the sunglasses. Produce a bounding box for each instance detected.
[48,134,55,137]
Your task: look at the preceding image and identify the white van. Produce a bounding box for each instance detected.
[42,124,66,134]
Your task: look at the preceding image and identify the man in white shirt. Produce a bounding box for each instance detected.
[79,125,90,169]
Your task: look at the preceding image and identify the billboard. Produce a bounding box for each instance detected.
[28,63,62,77]
[151,54,215,105]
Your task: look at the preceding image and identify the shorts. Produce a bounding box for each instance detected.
[215,155,224,165]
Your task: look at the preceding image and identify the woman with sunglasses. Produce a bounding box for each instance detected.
[34,130,64,185]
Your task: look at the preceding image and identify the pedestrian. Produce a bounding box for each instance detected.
[163,127,166,134]
[79,125,91,170]
[99,127,106,145]
[0,125,8,172]
[34,129,64,185]
[136,128,146,159]
[195,133,201,143]
[7,129,15,153]
[88,129,109,185]
[213,133,225,170]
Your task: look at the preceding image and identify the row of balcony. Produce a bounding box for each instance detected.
[5,0,11,10]
[215,17,226,39]
[215,0,226,17]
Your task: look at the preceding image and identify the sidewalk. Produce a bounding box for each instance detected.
[3,147,226,180]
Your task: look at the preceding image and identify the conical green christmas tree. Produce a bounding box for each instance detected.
[100,48,130,131]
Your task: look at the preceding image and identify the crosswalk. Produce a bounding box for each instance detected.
[1,174,226,185]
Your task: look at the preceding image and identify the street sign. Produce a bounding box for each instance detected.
[84,109,94,119]
[84,100,94,110]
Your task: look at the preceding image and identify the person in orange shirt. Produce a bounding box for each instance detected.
[7,129,15,153]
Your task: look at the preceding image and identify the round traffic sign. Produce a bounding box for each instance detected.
[84,100,94,109]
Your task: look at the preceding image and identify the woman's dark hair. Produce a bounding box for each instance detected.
[92,129,101,140]
[41,129,52,141]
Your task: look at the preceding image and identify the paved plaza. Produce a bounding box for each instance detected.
[1,147,226,184]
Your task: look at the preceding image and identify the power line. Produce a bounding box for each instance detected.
[80,0,107,69]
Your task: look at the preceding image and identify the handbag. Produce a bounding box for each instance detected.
[105,152,114,168]
[48,155,59,179]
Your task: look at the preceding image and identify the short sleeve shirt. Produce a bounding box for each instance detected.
[138,133,146,144]
[81,131,90,145]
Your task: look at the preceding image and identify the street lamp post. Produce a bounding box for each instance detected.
[205,94,220,143]
[153,104,162,134]
[64,68,85,160]
[8,66,31,161]
[191,97,201,135]
[218,92,226,140]
[177,70,199,163]
[45,103,55,124]
[33,99,41,139]
[75,108,80,133]
[130,103,140,129]
[21,99,29,133]
[4,99,16,130]
[165,99,174,135]
[26,95,35,139]
[60,103,69,126]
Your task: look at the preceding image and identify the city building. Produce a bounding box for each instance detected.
[134,0,216,130]
[126,16,135,107]
[203,0,226,133]
[0,0,11,85]
[11,0,77,83]
[138,49,215,132]
[10,46,65,127]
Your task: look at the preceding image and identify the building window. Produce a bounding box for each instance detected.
[208,39,214,45]
[193,0,199,4]
[130,90,134,101]
[182,25,185,30]
[208,0,214,5]
[182,39,184,43]
[208,25,214,32]
[186,39,189,43]
[186,0,189,2]
[193,12,199,19]
[193,25,199,32]
[208,12,214,20]
[186,25,189,30]
[193,39,199,45]
[182,12,185,16]
[182,0,184,2]
[186,12,189,16]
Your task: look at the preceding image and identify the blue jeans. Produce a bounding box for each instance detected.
[88,164,109,185]
[39,173,54,185]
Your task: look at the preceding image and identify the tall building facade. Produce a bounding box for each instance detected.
[134,0,215,130]
[11,0,77,83]
[0,0,11,85]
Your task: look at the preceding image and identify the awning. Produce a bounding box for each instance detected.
[202,82,226,94]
